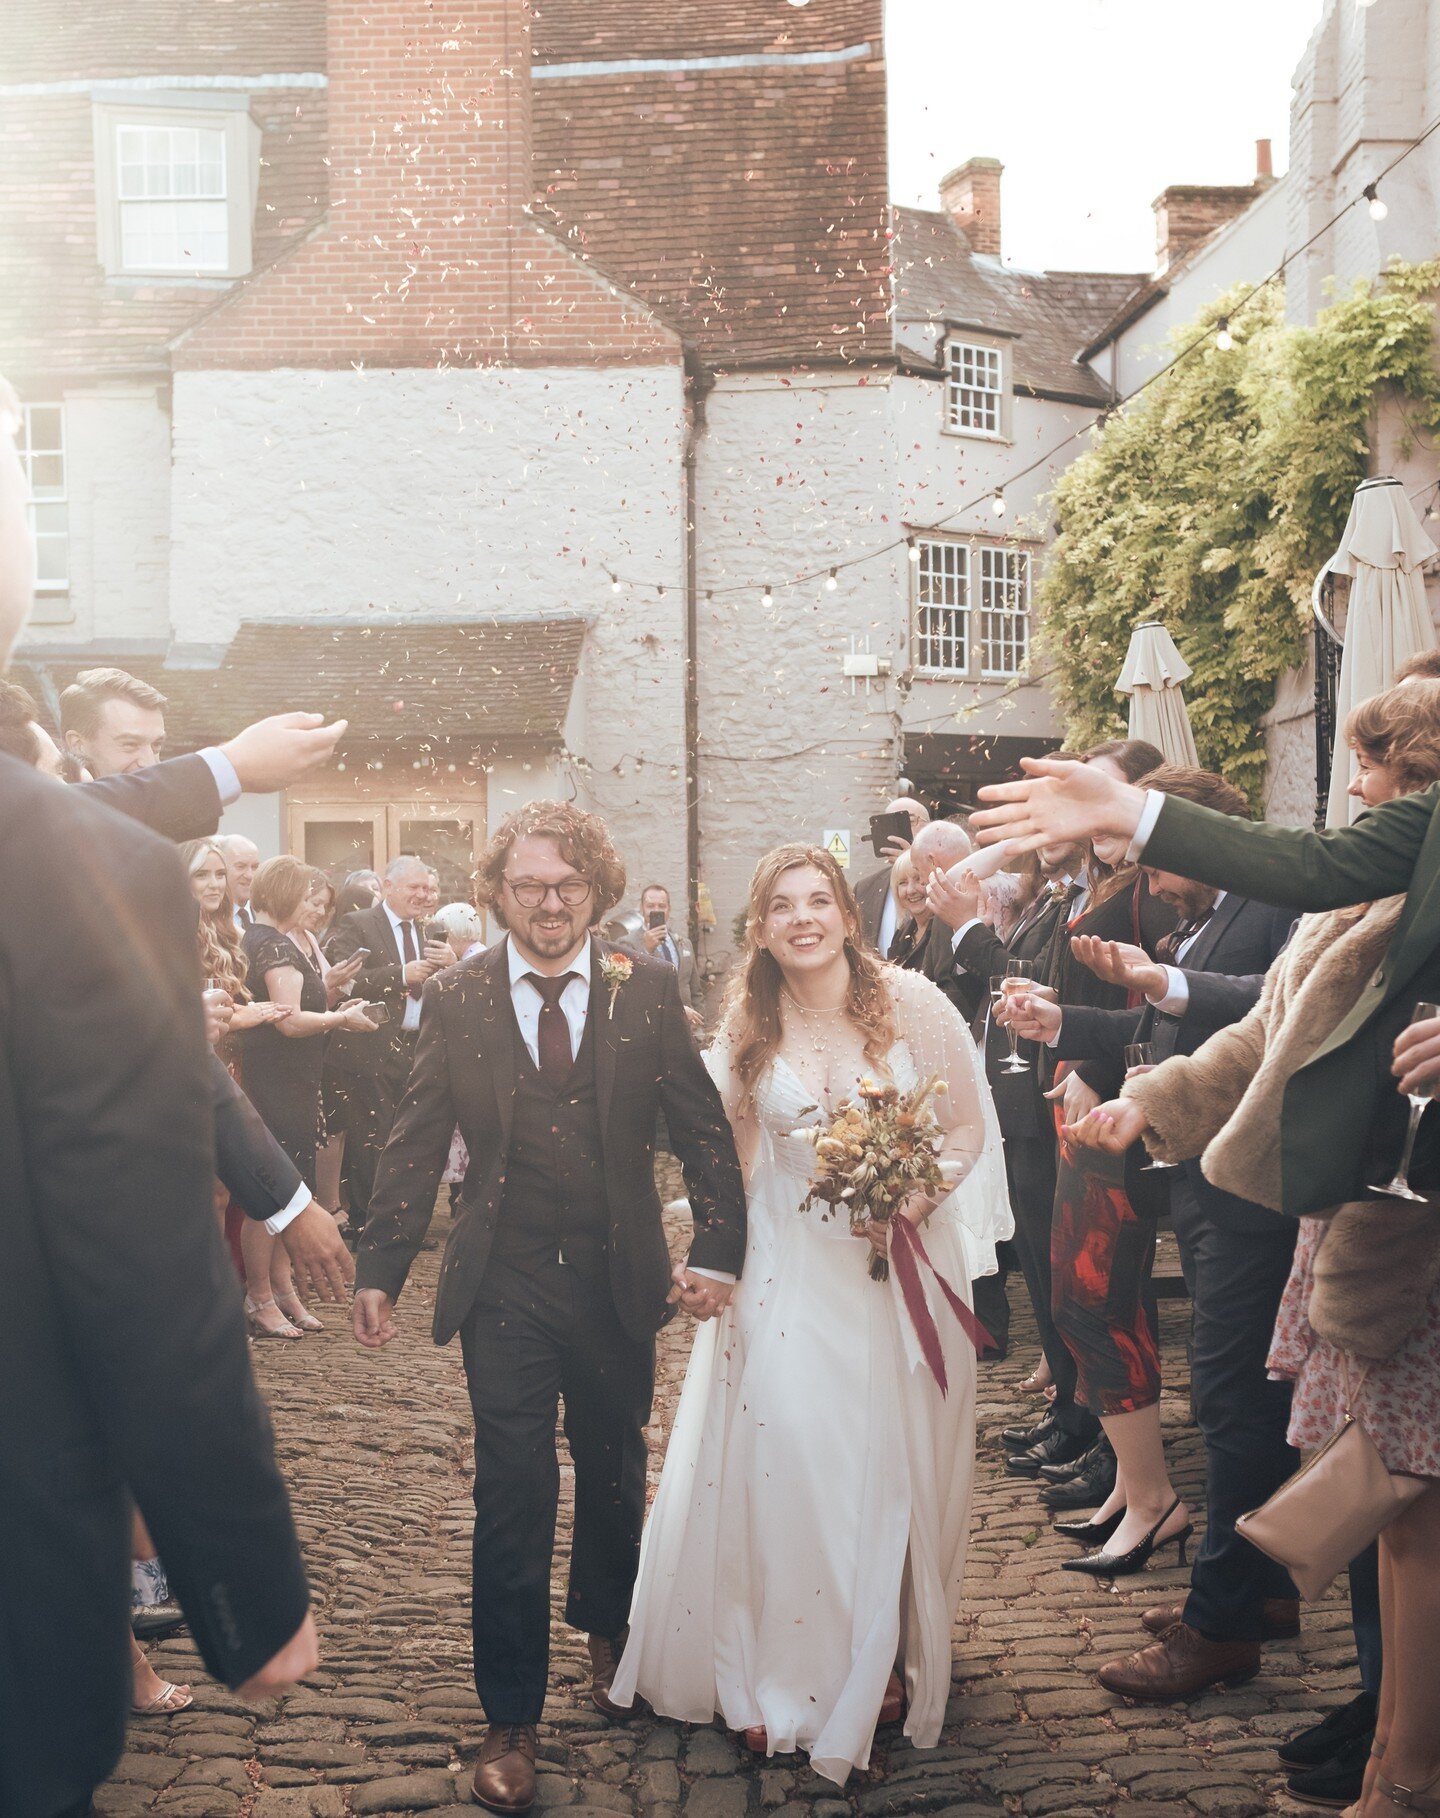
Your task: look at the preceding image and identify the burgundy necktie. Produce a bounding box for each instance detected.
[402,919,422,1000]
[525,972,579,1086]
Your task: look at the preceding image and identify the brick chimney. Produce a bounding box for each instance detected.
[1152,144,1274,273]
[175,0,675,368]
[939,157,1003,258]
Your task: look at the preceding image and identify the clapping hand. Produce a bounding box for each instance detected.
[926,867,981,932]
[668,1261,732,1322]
[1071,935,1167,1000]
[973,756,1147,853]
[1394,1013,1440,1097]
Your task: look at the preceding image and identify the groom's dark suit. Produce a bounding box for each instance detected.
[356,936,746,1723]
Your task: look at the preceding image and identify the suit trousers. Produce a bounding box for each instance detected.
[1169,1172,1300,1642]
[1004,1135,1088,1432]
[459,1257,656,1723]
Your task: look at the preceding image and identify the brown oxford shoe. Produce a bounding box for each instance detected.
[1140,1597,1300,1641]
[472,1723,537,1814]
[588,1631,647,1721]
[1097,1623,1261,1702]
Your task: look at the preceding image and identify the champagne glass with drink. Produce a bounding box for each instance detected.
[1370,1001,1440,1201]
[997,959,1034,1074]
[1124,1043,1176,1171]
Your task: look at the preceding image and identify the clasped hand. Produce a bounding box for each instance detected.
[668,1262,732,1321]
[1060,1096,1153,1155]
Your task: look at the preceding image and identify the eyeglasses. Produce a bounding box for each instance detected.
[504,875,593,908]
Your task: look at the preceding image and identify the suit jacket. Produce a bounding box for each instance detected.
[1053,893,1296,1231]
[355,937,748,1344]
[919,913,987,1026]
[327,901,424,1080]
[78,752,222,842]
[853,863,894,951]
[953,885,1072,1139]
[0,755,308,1818]
[1143,786,1440,1214]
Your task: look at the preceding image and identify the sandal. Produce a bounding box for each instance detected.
[274,1292,324,1334]
[1019,1359,1053,1395]
[132,1680,193,1716]
[1373,1764,1440,1812]
[244,1295,303,1340]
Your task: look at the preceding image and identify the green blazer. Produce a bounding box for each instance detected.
[1144,783,1440,1216]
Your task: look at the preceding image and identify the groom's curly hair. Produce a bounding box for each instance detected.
[475,800,627,929]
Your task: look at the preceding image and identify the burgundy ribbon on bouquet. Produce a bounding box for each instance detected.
[888,1215,994,1397]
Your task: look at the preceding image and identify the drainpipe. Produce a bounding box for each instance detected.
[682,351,712,953]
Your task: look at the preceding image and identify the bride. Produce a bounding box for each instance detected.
[610,843,1012,1784]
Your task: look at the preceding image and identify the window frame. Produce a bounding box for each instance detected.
[92,94,259,281]
[942,334,1011,442]
[910,534,1033,681]
[20,402,70,608]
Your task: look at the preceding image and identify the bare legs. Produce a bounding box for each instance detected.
[240,1220,304,1338]
[1088,1403,1187,1555]
[1361,1483,1440,1815]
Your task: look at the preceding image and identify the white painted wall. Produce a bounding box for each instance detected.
[169,363,691,904]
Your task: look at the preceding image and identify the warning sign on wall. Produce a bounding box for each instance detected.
[822,829,852,870]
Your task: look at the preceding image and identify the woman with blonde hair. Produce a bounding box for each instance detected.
[1076,681,1440,1818]
[612,843,1011,1783]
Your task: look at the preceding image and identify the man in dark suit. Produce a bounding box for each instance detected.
[1007,766,1300,1700]
[852,795,930,952]
[328,855,455,1233]
[909,819,988,1024]
[354,801,746,1816]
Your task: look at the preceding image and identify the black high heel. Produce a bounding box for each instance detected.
[1062,1496,1192,1578]
[1053,1509,1124,1546]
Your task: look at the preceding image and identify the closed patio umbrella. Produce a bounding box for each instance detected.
[1323,476,1438,827]
[1116,621,1200,766]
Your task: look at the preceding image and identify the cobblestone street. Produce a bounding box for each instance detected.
[100,1199,1354,1818]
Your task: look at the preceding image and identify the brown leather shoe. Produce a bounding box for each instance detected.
[588,1631,646,1721]
[1097,1623,1261,1702]
[472,1723,537,1814]
[1140,1597,1300,1641]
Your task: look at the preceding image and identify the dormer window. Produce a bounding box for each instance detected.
[944,336,1008,439]
[92,94,258,280]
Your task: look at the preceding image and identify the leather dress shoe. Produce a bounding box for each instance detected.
[1277,1690,1377,1767]
[131,1600,187,1642]
[1002,1412,1059,1450]
[1039,1446,1118,1511]
[588,1632,645,1721]
[1141,1597,1300,1642]
[1006,1424,1094,1478]
[1038,1435,1109,1484]
[472,1723,537,1813]
[1096,1623,1261,1702]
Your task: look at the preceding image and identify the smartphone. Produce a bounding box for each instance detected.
[424,919,449,945]
[349,946,370,961]
[869,810,912,860]
[359,1001,391,1025]
[647,910,668,929]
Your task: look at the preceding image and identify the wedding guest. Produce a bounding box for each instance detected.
[853,796,930,952]
[911,819,986,1022]
[1074,686,1440,1798]
[58,665,167,775]
[621,883,702,1017]
[240,857,377,1337]
[431,899,486,961]
[337,869,383,914]
[218,834,262,933]
[886,851,931,968]
[308,873,338,944]
[1395,647,1440,682]
[984,849,1044,944]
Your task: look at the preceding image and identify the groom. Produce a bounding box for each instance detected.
[353,801,746,1814]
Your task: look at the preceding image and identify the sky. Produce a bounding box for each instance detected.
[886,0,1325,273]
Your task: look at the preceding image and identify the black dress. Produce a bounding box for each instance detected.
[240,923,328,1189]
[1050,876,1177,1417]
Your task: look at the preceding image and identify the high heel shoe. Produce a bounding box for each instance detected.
[1062,1496,1192,1578]
[245,1295,303,1340]
[1053,1509,1124,1546]
[1373,1762,1440,1813]
[274,1292,324,1333]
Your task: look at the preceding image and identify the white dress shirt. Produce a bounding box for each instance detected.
[502,936,733,1284]
[384,902,425,1031]
[1126,789,1166,862]
[263,1181,313,1236]
[199,746,242,805]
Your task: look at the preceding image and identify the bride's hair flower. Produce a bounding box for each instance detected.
[600,951,634,1019]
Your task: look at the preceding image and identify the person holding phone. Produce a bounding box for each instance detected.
[622,883,703,1028]
[852,796,930,954]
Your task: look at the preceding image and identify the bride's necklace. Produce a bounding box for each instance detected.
[780,985,849,1107]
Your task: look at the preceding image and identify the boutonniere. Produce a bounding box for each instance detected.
[599,951,633,1019]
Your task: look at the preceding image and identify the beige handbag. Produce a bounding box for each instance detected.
[1236,1363,1427,1601]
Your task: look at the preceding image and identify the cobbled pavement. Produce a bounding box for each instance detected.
[99,1188,1353,1818]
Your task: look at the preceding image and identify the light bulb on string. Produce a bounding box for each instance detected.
[1427,486,1440,523]
[907,536,921,563]
[1215,316,1234,352]
[656,584,666,598]
[990,490,1007,518]
[1364,183,1388,221]
[761,583,774,608]
[609,573,621,594]
[825,568,839,592]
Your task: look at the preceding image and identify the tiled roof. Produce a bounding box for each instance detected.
[530,1,890,367]
[891,206,1143,405]
[16,617,587,749]
[2,0,325,85]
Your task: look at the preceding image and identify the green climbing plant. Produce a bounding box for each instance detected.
[1038,259,1440,801]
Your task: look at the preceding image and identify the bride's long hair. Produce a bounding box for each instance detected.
[720,843,897,1107]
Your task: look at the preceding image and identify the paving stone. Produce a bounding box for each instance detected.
[639,1760,682,1804]
[683,1780,749,1818]
[349,1768,460,1812]
[683,1729,742,1775]
[153,1793,243,1817]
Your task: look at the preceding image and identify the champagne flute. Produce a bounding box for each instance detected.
[1000,958,1034,1074]
[1124,1042,1176,1172]
[1369,1001,1440,1201]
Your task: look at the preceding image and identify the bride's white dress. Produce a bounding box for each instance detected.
[611,968,1013,1785]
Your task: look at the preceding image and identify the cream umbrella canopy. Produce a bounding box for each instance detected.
[1116,621,1200,766]
[1323,476,1439,827]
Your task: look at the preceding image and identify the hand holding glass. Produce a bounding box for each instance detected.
[1370,1002,1440,1202]
[996,960,1034,1073]
[1124,1043,1175,1171]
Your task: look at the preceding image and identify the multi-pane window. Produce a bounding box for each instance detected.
[945,339,1004,436]
[117,124,229,272]
[913,538,1031,678]
[20,405,68,594]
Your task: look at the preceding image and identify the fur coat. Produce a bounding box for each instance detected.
[1124,898,1440,1361]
